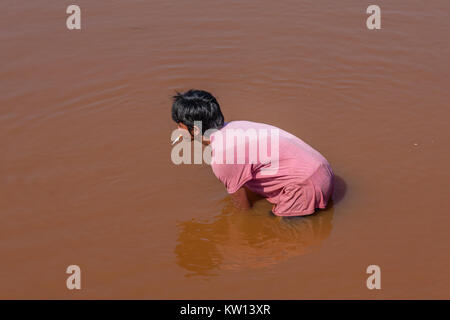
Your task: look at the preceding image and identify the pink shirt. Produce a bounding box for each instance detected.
[210,121,334,216]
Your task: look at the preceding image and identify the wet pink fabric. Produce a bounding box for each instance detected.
[210,121,334,216]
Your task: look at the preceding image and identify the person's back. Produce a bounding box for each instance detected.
[210,120,334,216]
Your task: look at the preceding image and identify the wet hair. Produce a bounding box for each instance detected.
[171,89,224,135]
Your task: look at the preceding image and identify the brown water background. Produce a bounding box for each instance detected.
[1,0,449,299]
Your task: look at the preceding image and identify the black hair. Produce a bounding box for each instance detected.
[171,89,224,135]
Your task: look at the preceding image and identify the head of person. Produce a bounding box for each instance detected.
[171,89,224,140]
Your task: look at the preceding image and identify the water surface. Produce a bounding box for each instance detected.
[0,0,449,298]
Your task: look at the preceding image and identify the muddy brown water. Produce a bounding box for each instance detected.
[0,0,449,299]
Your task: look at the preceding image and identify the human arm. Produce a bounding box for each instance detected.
[230,187,251,211]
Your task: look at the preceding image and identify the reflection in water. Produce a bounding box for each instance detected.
[175,195,334,277]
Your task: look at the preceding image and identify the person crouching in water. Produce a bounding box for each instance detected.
[171,89,334,216]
